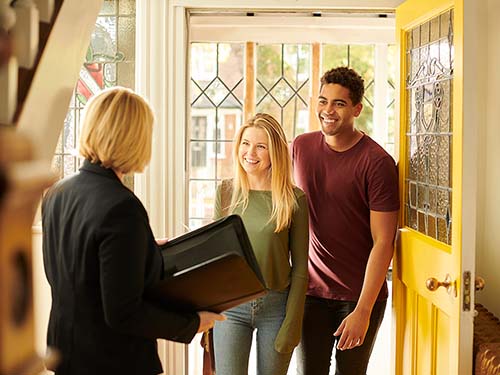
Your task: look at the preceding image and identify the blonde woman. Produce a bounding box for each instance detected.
[42,87,223,375]
[213,113,309,375]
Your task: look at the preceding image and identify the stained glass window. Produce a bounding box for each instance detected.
[404,9,453,244]
[52,0,136,188]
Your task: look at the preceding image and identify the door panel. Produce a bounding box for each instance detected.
[394,0,471,374]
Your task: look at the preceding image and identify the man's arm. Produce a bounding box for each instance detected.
[334,209,398,350]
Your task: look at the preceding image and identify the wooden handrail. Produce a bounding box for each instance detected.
[15,0,64,123]
[16,0,103,161]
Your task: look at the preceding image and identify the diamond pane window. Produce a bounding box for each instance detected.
[256,44,311,141]
[404,9,453,244]
[386,44,397,155]
[52,0,136,189]
[188,41,396,230]
[189,43,244,228]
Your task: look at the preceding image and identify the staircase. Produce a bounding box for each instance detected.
[0,0,103,160]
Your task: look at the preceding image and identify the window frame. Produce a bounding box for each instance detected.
[186,14,397,231]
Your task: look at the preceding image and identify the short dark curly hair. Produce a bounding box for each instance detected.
[320,67,365,105]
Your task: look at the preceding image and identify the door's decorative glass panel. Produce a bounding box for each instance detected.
[189,43,244,228]
[405,9,453,244]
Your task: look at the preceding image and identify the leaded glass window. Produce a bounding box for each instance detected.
[404,9,453,244]
[256,44,310,141]
[189,43,244,228]
[52,0,136,188]
[188,42,396,230]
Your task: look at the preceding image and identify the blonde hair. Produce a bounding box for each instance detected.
[79,87,154,174]
[230,113,297,232]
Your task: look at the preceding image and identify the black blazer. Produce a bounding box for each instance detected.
[42,160,199,375]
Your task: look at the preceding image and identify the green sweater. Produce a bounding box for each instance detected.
[214,182,309,353]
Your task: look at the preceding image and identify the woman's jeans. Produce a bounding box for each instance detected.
[213,289,292,375]
[296,295,386,375]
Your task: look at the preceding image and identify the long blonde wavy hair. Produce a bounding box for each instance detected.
[230,113,297,233]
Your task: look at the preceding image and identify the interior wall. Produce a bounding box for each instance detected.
[475,0,500,317]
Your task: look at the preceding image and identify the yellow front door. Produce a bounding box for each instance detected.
[394,0,475,374]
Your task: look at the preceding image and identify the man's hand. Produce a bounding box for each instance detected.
[197,311,226,333]
[334,308,370,350]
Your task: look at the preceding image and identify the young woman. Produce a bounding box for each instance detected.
[213,113,309,375]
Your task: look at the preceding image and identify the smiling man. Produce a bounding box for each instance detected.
[291,67,400,375]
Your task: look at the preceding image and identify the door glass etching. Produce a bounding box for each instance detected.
[405,9,454,244]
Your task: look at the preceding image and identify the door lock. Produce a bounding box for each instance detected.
[462,272,486,311]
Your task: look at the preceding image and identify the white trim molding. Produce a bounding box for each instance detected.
[190,15,395,44]
[135,1,188,239]
[135,1,188,373]
[173,0,405,10]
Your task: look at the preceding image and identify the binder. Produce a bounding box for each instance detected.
[147,215,267,313]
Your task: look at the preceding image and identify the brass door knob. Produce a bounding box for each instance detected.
[425,274,456,296]
[475,276,485,291]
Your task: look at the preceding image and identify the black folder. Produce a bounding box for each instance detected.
[147,215,267,313]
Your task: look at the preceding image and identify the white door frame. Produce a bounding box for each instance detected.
[134,1,405,374]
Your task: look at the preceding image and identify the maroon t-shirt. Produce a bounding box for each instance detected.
[291,131,399,301]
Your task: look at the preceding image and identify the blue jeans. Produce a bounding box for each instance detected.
[296,296,386,375]
[213,290,292,375]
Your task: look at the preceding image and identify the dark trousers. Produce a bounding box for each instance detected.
[296,295,386,375]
